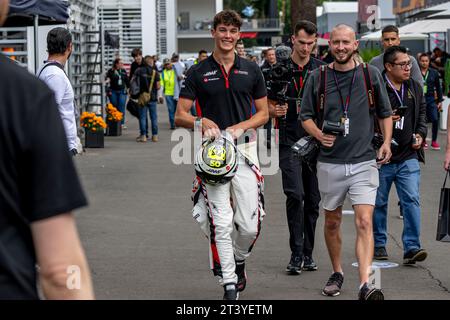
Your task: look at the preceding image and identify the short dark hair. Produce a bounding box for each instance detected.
[236,39,244,47]
[382,25,399,35]
[213,10,242,30]
[198,49,207,56]
[294,20,317,36]
[383,45,407,67]
[47,27,72,55]
[131,48,142,58]
[113,58,122,68]
[419,53,430,60]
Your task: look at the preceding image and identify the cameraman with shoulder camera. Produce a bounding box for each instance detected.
[268,21,325,274]
[373,46,428,265]
[300,24,393,300]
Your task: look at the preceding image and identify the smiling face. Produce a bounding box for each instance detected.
[211,23,240,54]
[329,26,358,65]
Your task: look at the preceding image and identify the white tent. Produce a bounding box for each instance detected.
[360,30,428,41]
[399,19,450,34]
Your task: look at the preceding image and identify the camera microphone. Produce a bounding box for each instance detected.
[275,45,292,64]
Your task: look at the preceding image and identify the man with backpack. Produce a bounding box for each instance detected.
[300,24,393,300]
[131,55,161,142]
[373,46,428,265]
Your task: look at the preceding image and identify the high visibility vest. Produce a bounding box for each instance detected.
[162,69,175,96]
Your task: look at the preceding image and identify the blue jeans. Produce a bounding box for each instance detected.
[165,95,177,128]
[138,101,158,136]
[373,158,422,254]
[110,89,127,125]
[425,96,439,142]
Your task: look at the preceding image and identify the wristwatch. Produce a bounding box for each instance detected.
[194,117,202,132]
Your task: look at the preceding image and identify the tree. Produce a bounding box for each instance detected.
[291,0,316,26]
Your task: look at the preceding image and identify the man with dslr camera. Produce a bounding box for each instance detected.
[373,46,428,265]
[268,21,325,274]
[300,24,393,300]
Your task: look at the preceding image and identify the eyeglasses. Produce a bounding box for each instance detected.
[391,61,412,70]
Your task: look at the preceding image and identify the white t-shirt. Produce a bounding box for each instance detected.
[38,63,77,151]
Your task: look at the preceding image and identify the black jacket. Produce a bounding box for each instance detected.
[406,78,428,163]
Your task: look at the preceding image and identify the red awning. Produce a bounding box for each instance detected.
[240,32,258,39]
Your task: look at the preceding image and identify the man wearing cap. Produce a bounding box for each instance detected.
[161,58,178,130]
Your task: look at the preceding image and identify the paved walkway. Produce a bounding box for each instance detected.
[74,106,450,300]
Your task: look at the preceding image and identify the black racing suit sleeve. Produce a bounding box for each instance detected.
[252,67,268,100]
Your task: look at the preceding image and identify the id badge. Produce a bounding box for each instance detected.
[342,117,349,136]
[395,116,405,130]
[118,78,122,86]
[296,99,301,114]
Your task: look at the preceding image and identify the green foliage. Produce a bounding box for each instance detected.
[359,48,382,63]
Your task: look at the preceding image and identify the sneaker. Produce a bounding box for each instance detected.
[424,143,429,150]
[302,256,318,271]
[431,141,441,150]
[235,261,247,292]
[358,282,384,300]
[170,126,176,130]
[286,255,303,275]
[136,135,147,142]
[322,272,344,297]
[223,283,239,300]
[374,247,388,260]
[122,125,127,129]
[152,135,158,142]
[403,248,427,265]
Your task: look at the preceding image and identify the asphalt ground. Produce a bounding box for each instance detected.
[74,105,450,300]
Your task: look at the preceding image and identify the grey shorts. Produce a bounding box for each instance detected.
[317,160,379,211]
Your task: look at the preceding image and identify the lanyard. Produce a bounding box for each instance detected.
[332,63,357,118]
[422,70,429,81]
[292,65,309,98]
[385,75,404,106]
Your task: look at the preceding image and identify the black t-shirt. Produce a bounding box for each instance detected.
[300,64,392,164]
[0,54,88,299]
[180,54,267,130]
[387,81,418,163]
[280,57,326,146]
[129,61,142,79]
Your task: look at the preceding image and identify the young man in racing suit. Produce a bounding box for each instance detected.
[175,10,269,300]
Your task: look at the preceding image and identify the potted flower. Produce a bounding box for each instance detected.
[80,111,107,148]
[105,103,123,136]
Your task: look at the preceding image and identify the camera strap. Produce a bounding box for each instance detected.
[317,65,327,126]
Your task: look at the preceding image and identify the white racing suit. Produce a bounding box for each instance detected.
[191,140,266,286]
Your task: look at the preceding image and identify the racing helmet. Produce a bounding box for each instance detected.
[194,134,238,185]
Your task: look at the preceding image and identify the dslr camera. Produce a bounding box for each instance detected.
[372,133,399,153]
[292,135,320,166]
[322,120,345,136]
[394,105,408,117]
